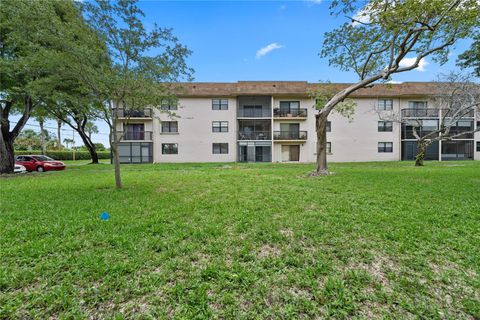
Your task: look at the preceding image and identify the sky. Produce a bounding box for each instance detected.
[18,0,474,147]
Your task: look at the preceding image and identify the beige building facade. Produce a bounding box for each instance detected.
[115,81,480,163]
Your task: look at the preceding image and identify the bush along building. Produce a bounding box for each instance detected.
[113,81,480,164]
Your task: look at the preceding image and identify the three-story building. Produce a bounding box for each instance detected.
[115,81,480,163]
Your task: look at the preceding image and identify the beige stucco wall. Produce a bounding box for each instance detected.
[153,97,237,163]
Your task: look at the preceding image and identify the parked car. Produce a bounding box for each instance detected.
[15,155,66,172]
[14,164,27,174]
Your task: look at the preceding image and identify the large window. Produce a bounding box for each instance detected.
[378,99,393,111]
[212,99,228,110]
[160,99,177,111]
[161,121,178,133]
[212,121,228,132]
[118,142,153,163]
[162,143,178,154]
[378,121,393,132]
[212,143,228,154]
[378,142,393,153]
[408,101,427,109]
[326,121,331,132]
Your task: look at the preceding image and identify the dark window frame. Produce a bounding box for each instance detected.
[160,99,178,111]
[378,99,393,111]
[326,142,332,154]
[212,121,229,133]
[477,141,480,152]
[162,143,178,155]
[378,142,393,153]
[212,99,228,110]
[378,121,393,132]
[326,121,331,132]
[212,143,229,154]
[161,121,178,133]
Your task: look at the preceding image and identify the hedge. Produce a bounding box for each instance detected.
[13,150,111,160]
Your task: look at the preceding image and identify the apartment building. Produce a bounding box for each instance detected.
[115,81,480,164]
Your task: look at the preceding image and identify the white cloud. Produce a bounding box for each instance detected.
[399,57,429,72]
[255,43,284,59]
[280,4,287,10]
[387,80,402,84]
[308,0,322,3]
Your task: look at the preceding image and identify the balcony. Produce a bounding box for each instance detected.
[273,131,308,141]
[237,108,271,118]
[273,108,308,119]
[115,108,153,118]
[119,131,153,141]
[441,108,475,118]
[238,131,271,140]
[401,108,439,118]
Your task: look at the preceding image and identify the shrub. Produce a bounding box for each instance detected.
[13,150,111,160]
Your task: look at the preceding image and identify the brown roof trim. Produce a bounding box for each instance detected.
[170,81,451,98]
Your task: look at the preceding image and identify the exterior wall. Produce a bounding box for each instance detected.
[153,97,237,163]
[326,98,401,162]
[114,90,479,163]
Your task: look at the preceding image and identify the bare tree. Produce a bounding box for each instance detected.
[378,74,480,166]
[314,0,480,175]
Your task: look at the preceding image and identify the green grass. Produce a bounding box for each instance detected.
[1,161,479,319]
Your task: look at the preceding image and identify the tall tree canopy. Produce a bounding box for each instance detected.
[0,0,101,173]
[457,32,480,77]
[313,0,480,175]
[75,0,193,188]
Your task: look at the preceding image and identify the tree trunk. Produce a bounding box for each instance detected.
[77,128,99,164]
[415,140,427,166]
[0,133,15,174]
[39,118,46,155]
[111,115,122,189]
[57,120,62,149]
[313,113,329,175]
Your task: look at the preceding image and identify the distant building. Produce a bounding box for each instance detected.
[114,81,480,163]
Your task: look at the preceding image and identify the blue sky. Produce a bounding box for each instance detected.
[19,0,473,147]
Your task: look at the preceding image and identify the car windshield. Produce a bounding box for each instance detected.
[33,156,54,161]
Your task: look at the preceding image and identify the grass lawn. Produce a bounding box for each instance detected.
[1,161,479,319]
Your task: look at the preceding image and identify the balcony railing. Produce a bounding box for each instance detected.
[238,131,271,140]
[401,108,439,118]
[237,109,271,118]
[119,131,153,141]
[273,108,308,118]
[115,108,153,118]
[441,109,475,118]
[273,131,308,140]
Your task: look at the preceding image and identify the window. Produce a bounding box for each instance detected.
[326,121,331,132]
[477,142,480,152]
[378,99,393,111]
[212,99,228,110]
[212,143,228,154]
[161,121,178,133]
[327,142,332,154]
[378,121,393,132]
[409,101,427,109]
[162,143,178,154]
[212,121,228,132]
[160,99,177,111]
[378,142,393,153]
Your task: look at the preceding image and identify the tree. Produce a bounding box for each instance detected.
[85,121,99,140]
[63,138,74,150]
[75,0,193,188]
[56,120,63,149]
[379,75,480,166]
[0,0,97,173]
[313,0,480,175]
[457,32,480,77]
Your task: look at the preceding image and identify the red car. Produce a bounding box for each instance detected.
[15,155,66,172]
